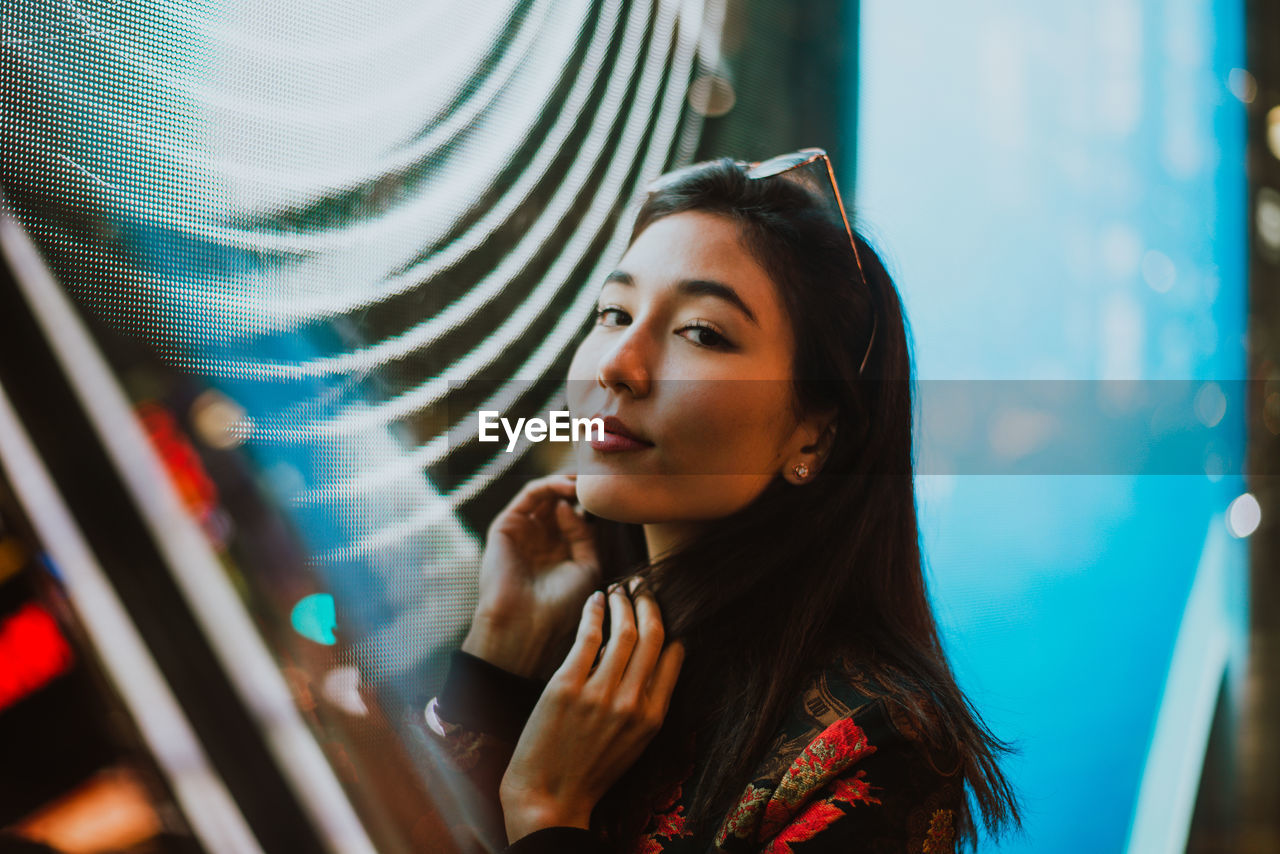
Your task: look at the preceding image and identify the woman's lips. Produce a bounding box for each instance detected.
[588,414,654,452]
[589,431,653,452]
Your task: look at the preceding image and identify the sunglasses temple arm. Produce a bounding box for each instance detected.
[858,314,877,376]
[819,158,877,377]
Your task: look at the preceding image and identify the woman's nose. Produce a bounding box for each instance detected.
[596,327,651,398]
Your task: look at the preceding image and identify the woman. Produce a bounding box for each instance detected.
[423,152,1021,853]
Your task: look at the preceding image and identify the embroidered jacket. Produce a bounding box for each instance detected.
[422,650,963,854]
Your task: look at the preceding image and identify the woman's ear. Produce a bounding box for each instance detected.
[786,407,837,481]
[799,408,837,457]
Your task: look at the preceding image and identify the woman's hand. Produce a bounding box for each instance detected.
[462,473,600,679]
[499,583,685,842]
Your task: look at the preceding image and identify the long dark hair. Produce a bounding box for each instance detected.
[585,157,1020,849]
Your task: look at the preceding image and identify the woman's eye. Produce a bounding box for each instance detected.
[594,308,730,349]
[595,306,629,326]
[679,322,731,349]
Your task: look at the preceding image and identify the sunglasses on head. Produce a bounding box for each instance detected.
[648,148,876,375]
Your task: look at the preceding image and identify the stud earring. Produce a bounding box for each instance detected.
[793,462,809,480]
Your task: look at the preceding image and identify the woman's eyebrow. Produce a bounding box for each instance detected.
[602,270,759,327]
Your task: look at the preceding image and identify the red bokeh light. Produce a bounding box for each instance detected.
[0,603,75,713]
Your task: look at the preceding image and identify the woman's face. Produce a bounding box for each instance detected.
[566,210,831,531]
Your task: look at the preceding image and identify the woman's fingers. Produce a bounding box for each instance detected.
[556,591,606,684]
[496,474,579,524]
[616,582,664,697]
[488,475,588,561]
[554,498,596,562]
[646,640,685,718]
[557,576,681,713]
[590,586,638,687]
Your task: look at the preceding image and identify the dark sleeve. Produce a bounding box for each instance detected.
[436,649,546,741]
[504,827,610,854]
[419,650,548,853]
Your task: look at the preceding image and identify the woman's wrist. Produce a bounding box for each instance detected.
[500,785,593,843]
[462,611,555,678]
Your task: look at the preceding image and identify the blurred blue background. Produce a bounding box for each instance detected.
[854,0,1250,850]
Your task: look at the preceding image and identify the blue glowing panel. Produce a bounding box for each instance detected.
[854,1,1247,851]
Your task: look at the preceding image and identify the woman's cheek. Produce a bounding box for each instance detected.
[689,405,761,475]
[565,349,595,405]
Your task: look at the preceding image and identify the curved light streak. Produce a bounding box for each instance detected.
[302,0,706,547]
[196,0,559,181]
[30,0,576,258]
[244,0,691,445]
[209,3,512,64]
[171,0,626,344]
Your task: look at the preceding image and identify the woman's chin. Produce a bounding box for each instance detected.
[575,471,660,524]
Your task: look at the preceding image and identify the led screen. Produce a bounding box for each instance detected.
[1,1,725,849]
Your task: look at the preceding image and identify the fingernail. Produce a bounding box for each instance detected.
[589,591,604,606]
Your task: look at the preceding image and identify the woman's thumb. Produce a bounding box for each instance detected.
[555,498,596,558]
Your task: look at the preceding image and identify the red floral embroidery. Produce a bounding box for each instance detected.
[654,779,684,814]
[828,771,876,804]
[628,781,694,854]
[762,800,845,853]
[923,808,956,853]
[653,804,690,839]
[760,718,876,836]
[632,837,662,854]
[761,771,881,854]
[716,783,773,847]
